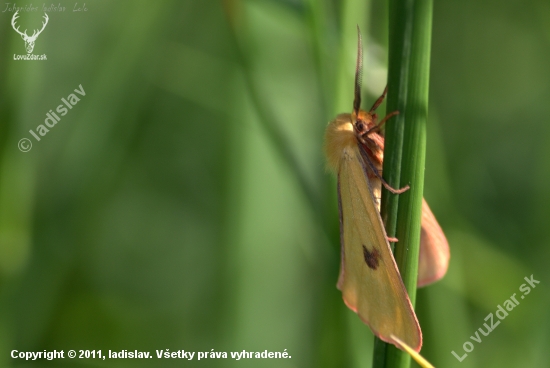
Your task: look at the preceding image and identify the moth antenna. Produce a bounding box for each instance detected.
[353,26,363,117]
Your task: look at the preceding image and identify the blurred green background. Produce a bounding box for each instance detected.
[0,0,549,367]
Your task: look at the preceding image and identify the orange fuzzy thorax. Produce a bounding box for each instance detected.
[324,113,356,173]
[325,110,385,210]
[324,110,384,175]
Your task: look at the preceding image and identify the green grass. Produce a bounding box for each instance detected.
[3,1,550,367]
[375,0,434,366]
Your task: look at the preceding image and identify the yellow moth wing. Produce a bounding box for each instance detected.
[360,130,449,288]
[418,199,450,287]
[331,118,421,351]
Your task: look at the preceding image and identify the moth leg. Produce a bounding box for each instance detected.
[369,86,388,112]
[388,236,399,242]
[378,173,409,194]
[358,144,410,194]
[366,111,399,135]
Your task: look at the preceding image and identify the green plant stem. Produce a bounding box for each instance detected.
[374,0,433,366]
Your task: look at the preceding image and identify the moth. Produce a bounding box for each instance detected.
[324,30,449,352]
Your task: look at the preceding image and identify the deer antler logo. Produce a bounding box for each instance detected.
[11,11,49,54]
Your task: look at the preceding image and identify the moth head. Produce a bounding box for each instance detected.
[353,109,385,166]
[353,110,377,136]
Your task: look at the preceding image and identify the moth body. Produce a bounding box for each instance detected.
[323,28,448,353]
[324,106,422,351]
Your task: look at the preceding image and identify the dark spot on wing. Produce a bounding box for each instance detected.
[363,245,380,270]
